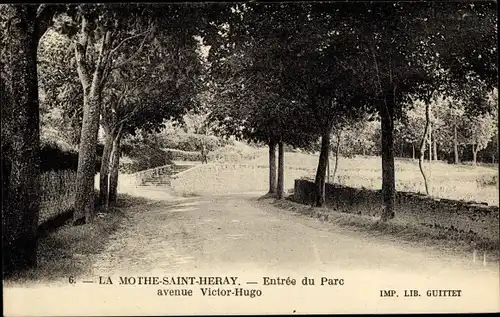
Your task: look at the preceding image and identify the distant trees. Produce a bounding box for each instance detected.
[394,90,498,166]
[326,118,378,184]
[461,112,497,166]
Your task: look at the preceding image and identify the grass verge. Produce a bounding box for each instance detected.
[265,196,500,263]
[4,194,149,286]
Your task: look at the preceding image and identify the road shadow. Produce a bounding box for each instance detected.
[3,193,178,286]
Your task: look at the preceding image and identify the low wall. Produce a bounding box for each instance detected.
[170,163,316,195]
[293,179,500,243]
[133,165,174,185]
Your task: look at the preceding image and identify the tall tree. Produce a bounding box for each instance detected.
[99,30,203,205]
[206,3,317,197]
[1,4,57,275]
[68,5,154,224]
[349,2,496,220]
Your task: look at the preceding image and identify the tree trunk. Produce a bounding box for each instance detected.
[472,144,478,166]
[419,102,431,195]
[73,93,102,224]
[326,155,330,183]
[99,126,115,206]
[108,130,123,206]
[315,125,332,207]
[380,97,396,221]
[428,113,432,196]
[276,141,285,199]
[332,130,342,183]
[433,139,438,161]
[268,140,277,195]
[453,118,459,164]
[72,19,110,224]
[412,144,415,160]
[2,5,40,275]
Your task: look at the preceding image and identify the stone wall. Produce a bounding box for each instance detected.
[293,179,500,243]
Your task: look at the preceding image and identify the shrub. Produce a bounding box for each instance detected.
[39,140,102,174]
[119,143,171,173]
[40,141,79,172]
[207,145,244,163]
[477,174,498,187]
[159,133,222,151]
[163,148,203,161]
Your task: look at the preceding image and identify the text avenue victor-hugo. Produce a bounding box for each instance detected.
[89,275,345,298]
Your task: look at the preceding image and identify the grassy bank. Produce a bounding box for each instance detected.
[4,194,149,286]
[265,196,499,263]
[245,153,498,206]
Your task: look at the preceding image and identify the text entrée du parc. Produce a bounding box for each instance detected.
[90,275,344,298]
[73,275,463,299]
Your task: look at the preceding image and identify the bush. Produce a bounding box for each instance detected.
[40,141,79,172]
[39,140,102,174]
[207,145,244,163]
[159,133,222,152]
[163,148,203,161]
[119,143,171,173]
[477,174,498,187]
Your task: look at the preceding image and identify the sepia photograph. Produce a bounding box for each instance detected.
[1,1,499,315]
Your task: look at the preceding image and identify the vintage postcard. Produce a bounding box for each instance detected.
[2,1,499,315]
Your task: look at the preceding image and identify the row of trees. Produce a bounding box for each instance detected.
[395,92,498,165]
[306,91,498,165]
[205,3,497,216]
[1,4,228,275]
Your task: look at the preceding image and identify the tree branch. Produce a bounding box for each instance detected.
[74,16,91,91]
[111,25,154,70]
[114,84,130,111]
[36,4,48,21]
[91,30,112,93]
[117,103,142,126]
[114,123,124,142]
[104,84,129,128]
[370,42,394,125]
[109,29,151,57]
[35,4,58,42]
[99,41,117,89]
[370,43,385,101]
[116,85,144,126]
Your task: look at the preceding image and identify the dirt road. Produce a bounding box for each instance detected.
[92,189,498,276]
[5,188,499,315]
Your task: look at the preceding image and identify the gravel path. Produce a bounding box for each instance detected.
[91,189,499,277]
